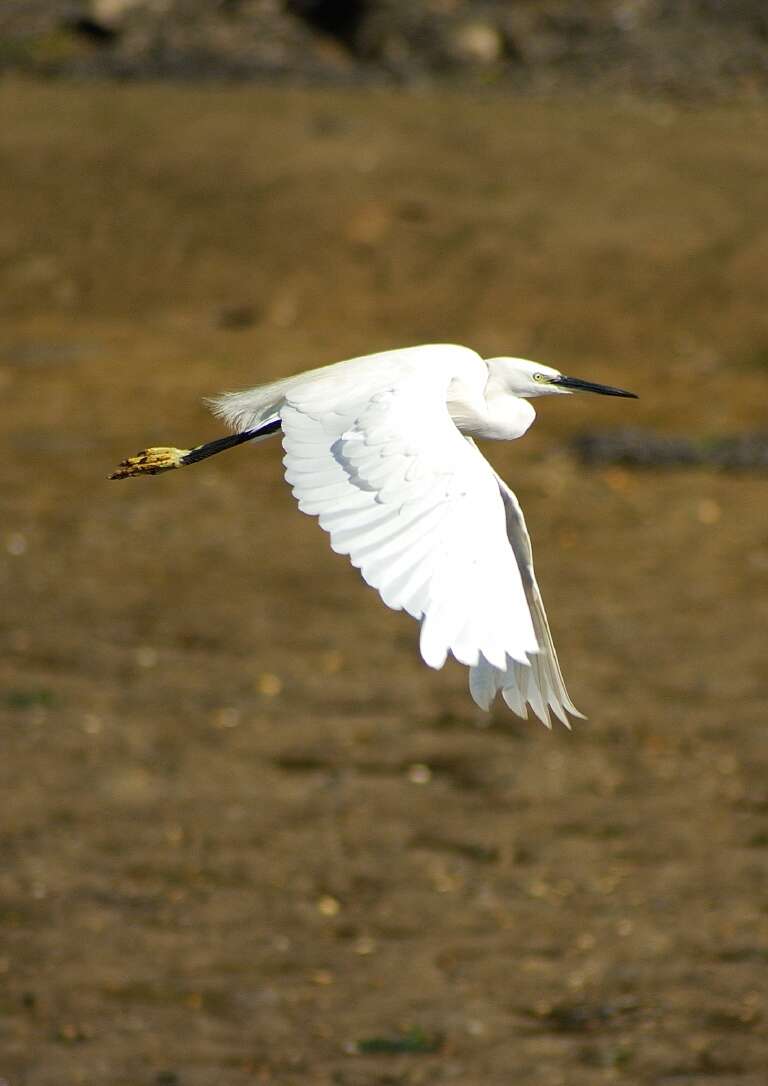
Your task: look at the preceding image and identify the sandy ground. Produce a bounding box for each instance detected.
[1,81,767,1085]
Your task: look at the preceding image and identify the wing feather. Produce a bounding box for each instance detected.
[280,359,541,678]
[467,468,584,727]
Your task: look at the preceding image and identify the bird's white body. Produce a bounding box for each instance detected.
[214,344,539,442]
[207,343,637,727]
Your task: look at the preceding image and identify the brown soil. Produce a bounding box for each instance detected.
[1,81,767,1085]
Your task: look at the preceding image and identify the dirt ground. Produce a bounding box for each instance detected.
[1,81,767,1085]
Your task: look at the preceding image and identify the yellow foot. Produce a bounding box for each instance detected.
[109,446,191,480]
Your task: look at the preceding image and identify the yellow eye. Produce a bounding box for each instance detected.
[533,372,548,382]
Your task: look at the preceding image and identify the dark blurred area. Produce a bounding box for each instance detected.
[2,0,768,93]
[1,8,768,1085]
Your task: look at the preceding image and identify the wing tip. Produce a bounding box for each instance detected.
[468,656,585,729]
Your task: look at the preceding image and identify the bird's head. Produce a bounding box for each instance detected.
[487,357,637,400]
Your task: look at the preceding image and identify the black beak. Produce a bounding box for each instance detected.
[552,375,638,398]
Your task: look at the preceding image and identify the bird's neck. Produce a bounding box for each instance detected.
[448,376,537,441]
[480,392,537,441]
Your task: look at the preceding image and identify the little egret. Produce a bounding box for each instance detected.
[111,344,636,726]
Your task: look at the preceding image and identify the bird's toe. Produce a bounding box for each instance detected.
[109,446,189,480]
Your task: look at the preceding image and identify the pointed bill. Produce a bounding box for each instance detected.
[552,375,637,398]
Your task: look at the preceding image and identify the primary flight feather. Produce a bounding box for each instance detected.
[111,343,636,727]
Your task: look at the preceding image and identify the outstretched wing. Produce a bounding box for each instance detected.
[468,468,585,727]
[280,352,541,676]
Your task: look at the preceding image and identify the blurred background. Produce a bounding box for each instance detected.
[1,3,768,1085]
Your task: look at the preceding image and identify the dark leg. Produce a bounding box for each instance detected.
[182,419,281,464]
[109,418,282,480]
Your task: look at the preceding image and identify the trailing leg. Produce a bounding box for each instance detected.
[109,418,281,480]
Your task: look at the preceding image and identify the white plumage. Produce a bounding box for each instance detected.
[204,343,637,727]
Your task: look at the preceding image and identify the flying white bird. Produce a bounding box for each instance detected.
[111,344,636,726]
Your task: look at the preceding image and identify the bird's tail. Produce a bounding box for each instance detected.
[207,374,305,433]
